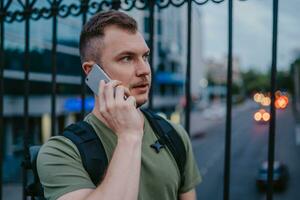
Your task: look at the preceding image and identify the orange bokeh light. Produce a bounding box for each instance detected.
[262,112,270,121]
[254,112,262,121]
[261,97,271,106]
[275,95,288,109]
[254,93,263,103]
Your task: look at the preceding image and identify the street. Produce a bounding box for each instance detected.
[3,101,300,200]
[193,102,300,200]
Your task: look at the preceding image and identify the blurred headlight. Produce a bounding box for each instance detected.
[254,112,262,121]
[262,112,270,121]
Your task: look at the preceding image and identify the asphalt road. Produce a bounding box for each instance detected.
[192,103,300,200]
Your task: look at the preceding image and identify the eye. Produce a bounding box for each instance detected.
[121,56,132,63]
[143,53,150,62]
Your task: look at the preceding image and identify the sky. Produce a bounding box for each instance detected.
[199,0,300,72]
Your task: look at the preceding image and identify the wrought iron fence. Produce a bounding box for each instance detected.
[0,0,279,200]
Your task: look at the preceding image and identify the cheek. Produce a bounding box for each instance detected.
[115,73,133,88]
[107,64,133,84]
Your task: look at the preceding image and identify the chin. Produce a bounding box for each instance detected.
[135,94,148,107]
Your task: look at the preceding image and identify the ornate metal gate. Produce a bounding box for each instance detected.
[0,0,280,200]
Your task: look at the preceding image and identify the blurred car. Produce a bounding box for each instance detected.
[253,109,270,123]
[256,161,289,191]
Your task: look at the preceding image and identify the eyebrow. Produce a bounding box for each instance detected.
[116,49,150,57]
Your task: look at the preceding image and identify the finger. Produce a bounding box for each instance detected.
[115,85,125,104]
[104,80,122,111]
[123,86,131,98]
[110,80,122,87]
[126,96,137,108]
[99,80,106,113]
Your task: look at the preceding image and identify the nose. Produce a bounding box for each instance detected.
[136,58,151,77]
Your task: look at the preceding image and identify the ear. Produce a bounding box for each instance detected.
[82,61,95,75]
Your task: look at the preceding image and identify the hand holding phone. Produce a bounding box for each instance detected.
[85,64,141,133]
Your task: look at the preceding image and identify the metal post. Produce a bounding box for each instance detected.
[185,0,192,135]
[223,0,233,199]
[267,0,279,199]
[22,0,31,199]
[0,1,4,199]
[80,0,88,120]
[294,64,300,114]
[148,0,155,109]
[112,0,121,10]
[51,0,58,135]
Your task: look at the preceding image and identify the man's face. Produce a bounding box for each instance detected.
[98,26,151,107]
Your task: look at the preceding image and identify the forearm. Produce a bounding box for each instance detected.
[86,134,142,200]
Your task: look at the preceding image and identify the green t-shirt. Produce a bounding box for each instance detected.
[37,113,201,200]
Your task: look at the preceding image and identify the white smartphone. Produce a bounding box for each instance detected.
[85,64,111,95]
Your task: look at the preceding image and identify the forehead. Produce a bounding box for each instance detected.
[101,26,149,55]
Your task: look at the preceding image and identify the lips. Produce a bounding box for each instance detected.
[132,81,149,88]
[134,83,149,88]
[131,83,149,93]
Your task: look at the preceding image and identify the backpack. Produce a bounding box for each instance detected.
[23,108,186,199]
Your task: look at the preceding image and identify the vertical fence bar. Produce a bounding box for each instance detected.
[51,0,58,135]
[148,0,155,109]
[22,0,31,199]
[184,0,192,135]
[112,0,121,10]
[267,0,278,199]
[294,64,300,115]
[223,0,233,199]
[80,0,88,120]
[0,1,4,199]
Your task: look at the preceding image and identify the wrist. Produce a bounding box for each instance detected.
[117,133,143,144]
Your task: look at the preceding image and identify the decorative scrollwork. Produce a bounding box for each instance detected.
[155,0,186,9]
[58,2,81,18]
[31,7,52,20]
[88,0,112,15]
[119,0,148,11]
[210,0,225,3]
[5,10,24,22]
[192,0,225,5]
[0,0,247,23]
[4,0,24,22]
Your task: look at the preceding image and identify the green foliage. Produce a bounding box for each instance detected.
[241,69,269,96]
[241,67,294,96]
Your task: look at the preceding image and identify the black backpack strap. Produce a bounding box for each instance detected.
[63,121,108,186]
[141,108,186,185]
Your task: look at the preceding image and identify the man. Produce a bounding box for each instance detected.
[37,10,201,200]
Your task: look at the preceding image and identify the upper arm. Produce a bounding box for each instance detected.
[57,189,94,200]
[179,189,197,200]
[170,123,202,193]
[37,136,96,200]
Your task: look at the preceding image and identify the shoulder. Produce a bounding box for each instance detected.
[37,136,95,200]
[37,136,82,173]
[38,136,80,160]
